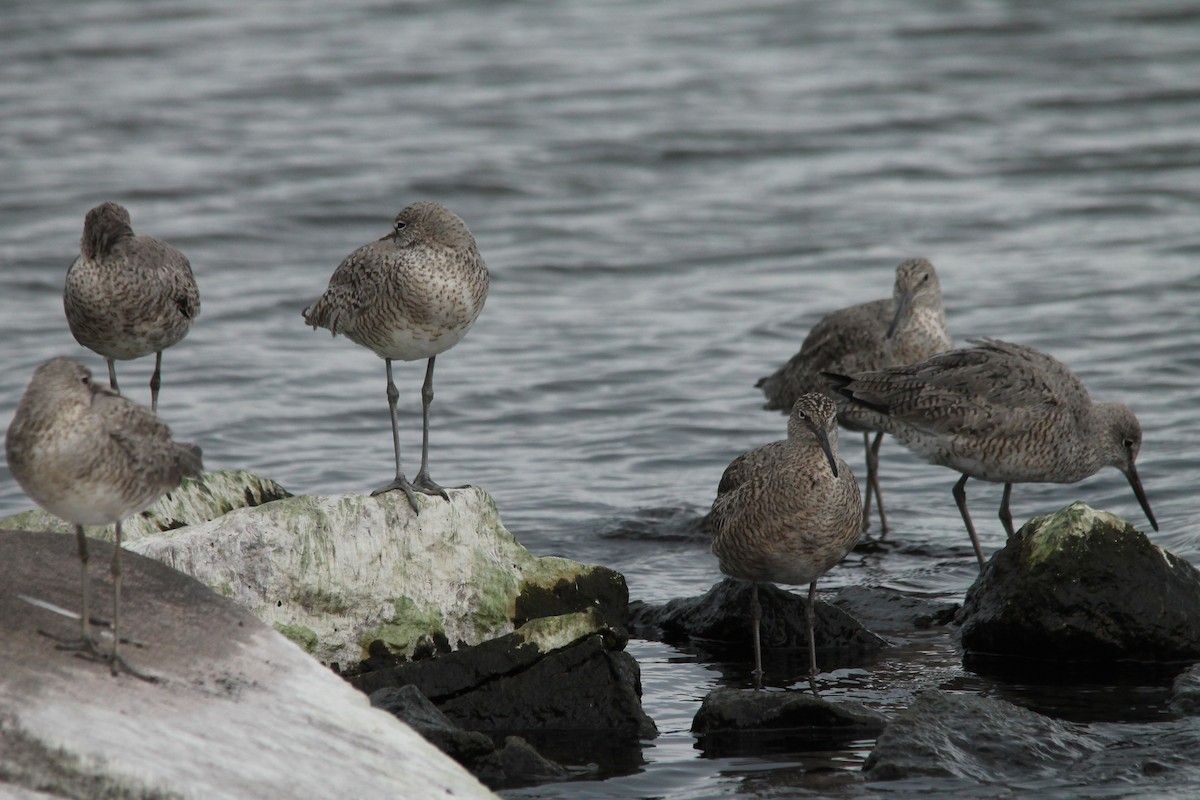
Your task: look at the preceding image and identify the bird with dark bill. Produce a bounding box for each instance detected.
[708,393,863,693]
[757,258,951,536]
[303,202,489,513]
[826,338,1158,568]
[5,357,203,678]
[64,201,201,413]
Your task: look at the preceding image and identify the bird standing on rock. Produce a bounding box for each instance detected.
[5,357,203,678]
[64,201,201,414]
[826,338,1158,568]
[757,258,951,536]
[708,393,863,693]
[303,202,489,513]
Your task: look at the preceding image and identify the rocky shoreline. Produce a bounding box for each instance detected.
[2,471,1197,794]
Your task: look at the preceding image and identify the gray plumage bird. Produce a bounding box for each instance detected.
[709,393,863,693]
[64,201,201,413]
[302,202,489,512]
[826,338,1158,568]
[757,258,951,536]
[5,357,203,677]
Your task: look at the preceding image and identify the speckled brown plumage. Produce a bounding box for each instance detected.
[827,338,1158,568]
[302,202,489,512]
[5,357,203,677]
[709,393,863,692]
[64,201,201,413]
[757,258,951,536]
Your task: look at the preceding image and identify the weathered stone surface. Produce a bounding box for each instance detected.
[957,502,1200,663]
[863,690,1103,782]
[829,585,958,631]
[630,578,886,659]
[692,687,886,756]
[0,529,495,799]
[1169,664,1200,715]
[0,469,291,544]
[353,609,656,740]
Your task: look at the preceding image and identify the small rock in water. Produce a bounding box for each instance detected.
[828,584,958,631]
[957,502,1200,665]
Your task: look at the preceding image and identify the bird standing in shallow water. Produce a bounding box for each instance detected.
[827,338,1158,568]
[5,357,203,678]
[757,258,951,536]
[708,393,863,693]
[302,202,489,513]
[64,201,201,413]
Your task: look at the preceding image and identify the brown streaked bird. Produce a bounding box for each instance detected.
[5,357,203,678]
[826,338,1158,568]
[708,393,863,693]
[302,202,489,513]
[64,201,201,413]
[757,258,951,537]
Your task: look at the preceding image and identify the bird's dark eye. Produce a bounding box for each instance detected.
[80,375,90,386]
[395,221,407,231]
[1122,438,1135,449]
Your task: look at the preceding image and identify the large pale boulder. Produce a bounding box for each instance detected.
[0,529,496,799]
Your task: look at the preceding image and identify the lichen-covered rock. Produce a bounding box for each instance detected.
[863,691,1103,782]
[0,469,291,543]
[120,483,627,665]
[692,687,886,756]
[957,502,1200,662]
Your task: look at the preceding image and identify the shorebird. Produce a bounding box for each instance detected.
[5,357,203,677]
[757,258,951,536]
[302,202,489,513]
[826,338,1158,568]
[708,393,863,693]
[64,201,201,413]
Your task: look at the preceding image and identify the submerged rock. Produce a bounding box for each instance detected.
[863,690,1103,782]
[828,584,958,631]
[957,502,1200,664]
[630,578,886,662]
[692,687,886,757]
[0,529,495,799]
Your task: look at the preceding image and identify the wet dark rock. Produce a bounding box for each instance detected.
[514,564,630,630]
[957,503,1200,664]
[863,690,1103,782]
[828,585,958,631]
[1169,664,1200,715]
[371,685,574,789]
[692,687,887,757]
[629,578,886,661]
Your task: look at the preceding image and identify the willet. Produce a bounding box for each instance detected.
[826,338,1158,568]
[302,202,489,513]
[708,393,863,693]
[64,201,201,413]
[5,357,203,677]
[757,258,951,536]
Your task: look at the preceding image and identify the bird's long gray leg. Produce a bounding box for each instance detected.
[149,351,163,413]
[751,582,764,690]
[44,525,102,656]
[413,355,450,501]
[999,482,1015,539]
[953,474,986,569]
[106,358,120,393]
[868,432,889,536]
[371,358,422,513]
[806,580,820,696]
[108,521,156,681]
[860,433,875,533]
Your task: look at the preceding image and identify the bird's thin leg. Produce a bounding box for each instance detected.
[860,433,874,533]
[107,521,156,681]
[44,525,103,656]
[751,582,764,690]
[999,482,1015,539]
[806,581,821,696]
[149,351,163,413]
[106,358,120,394]
[412,355,449,501]
[868,432,889,537]
[371,359,421,513]
[953,474,986,569]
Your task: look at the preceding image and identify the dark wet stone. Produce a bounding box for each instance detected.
[514,565,630,630]
[828,585,958,631]
[629,578,886,659]
[472,736,577,790]
[957,503,1200,663]
[1169,664,1200,715]
[863,690,1103,782]
[692,687,887,757]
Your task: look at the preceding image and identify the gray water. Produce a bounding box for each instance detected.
[2,0,1200,796]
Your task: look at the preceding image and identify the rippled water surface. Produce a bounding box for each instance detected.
[3,0,1200,796]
